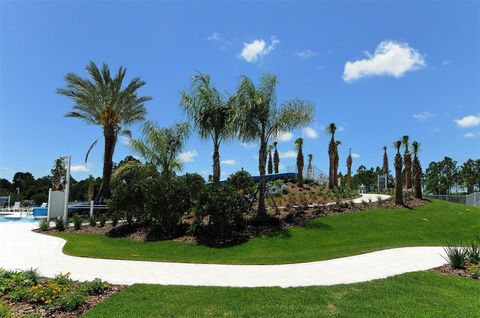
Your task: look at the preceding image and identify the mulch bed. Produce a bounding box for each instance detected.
[37,197,429,248]
[2,285,125,318]
[432,264,479,280]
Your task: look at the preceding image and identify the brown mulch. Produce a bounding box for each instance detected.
[2,285,125,318]
[37,197,430,248]
[432,264,478,280]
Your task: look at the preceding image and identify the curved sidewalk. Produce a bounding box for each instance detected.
[0,194,447,287]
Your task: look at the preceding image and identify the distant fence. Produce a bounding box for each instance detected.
[424,192,480,207]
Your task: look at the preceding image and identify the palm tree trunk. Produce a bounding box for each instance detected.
[394,154,403,205]
[213,137,220,184]
[257,138,267,219]
[274,150,279,174]
[328,140,335,189]
[413,158,422,199]
[99,126,116,200]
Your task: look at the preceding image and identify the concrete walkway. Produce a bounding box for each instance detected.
[0,194,447,287]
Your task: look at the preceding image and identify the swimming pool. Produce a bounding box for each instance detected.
[0,215,38,223]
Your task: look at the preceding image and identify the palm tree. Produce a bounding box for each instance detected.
[180,73,235,183]
[295,138,305,187]
[382,146,389,177]
[128,121,189,178]
[307,154,313,180]
[334,140,341,187]
[273,142,280,174]
[57,62,151,199]
[326,123,337,189]
[412,141,423,199]
[235,74,314,218]
[393,140,404,205]
[402,135,412,191]
[267,145,273,174]
[346,148,353,188]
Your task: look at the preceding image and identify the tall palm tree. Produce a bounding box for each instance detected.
[334,140,341,187]
[273,142,280,174]
[267,145,273,174]
[326,123,337,189]
[402,135,412,191]
[235,74,314,218]
[412,141,423,199]
[295,138,305,187]
[393,140,404,205]
[307,154,313,180]
[346,148,353,188]
[382,146,389,176]
[180,73,235,184]
[57,62,151,199]
[128,121,189,178]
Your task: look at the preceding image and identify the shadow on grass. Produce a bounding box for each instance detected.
[304,221,333,231]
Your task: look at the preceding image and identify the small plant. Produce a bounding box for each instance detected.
[52,272,73,286]
[29,282,63,305]
[187,220,202,236]
[72,215,82,231]
[443,245,468,269]
[111,213,119,227]
[467,241,480,264]
[53,291,86,311]
[467,263,480,279]
[39,220,50,231]
[89,216,96,226]
[98,214,107,227]
[80,278,110,295]
[55,218,65,232]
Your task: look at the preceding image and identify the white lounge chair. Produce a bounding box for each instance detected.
[9,202,21,212]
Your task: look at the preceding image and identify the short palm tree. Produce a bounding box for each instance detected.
[267,145,273,174]
[326,123,337,189]
[128,121,189,178]
[307,154,313,180]
[334,140,341,187]
[235,73,314,218]
[346,148,353,188]
[295,138,305,187]
[393,140,404,205]
[273,142,280,174]
[57,62,151,199]
[180,73,235,183]
[412,141,423,199]
[402,135,412,191]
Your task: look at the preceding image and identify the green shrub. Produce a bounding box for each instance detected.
[227,170,255,197]
[52,272,73,286]
[98,215,107,227]
[179,173,206,206]
[9,285,29,301]
[111,212,119,227]
[89,216,96,226]
[0,301,10,318]
[197,185,248,238]
[467,263,480,279]
[72,215,82,231]
[53,291,86,311]
[55,217,65,231]
[29,282,64,305]
[467,241,480,264]
[39,220,49,231]
[80,278,110,295]
[443,246,468,269]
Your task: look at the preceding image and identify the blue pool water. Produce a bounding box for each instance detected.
[0,216,38,223]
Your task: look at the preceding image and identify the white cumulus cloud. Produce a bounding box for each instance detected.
[296,49,318,60]
[455,115,480,128]
[221,159,238,165]
[413,112,434,121]
[343,40,425,82]
[240,36,279,63]
[302,127,318,139]
[351,153,360,159]
[464,131,480,138]
[70,164,91,173]
[179,150,198,163]
[274,131,293,142]
[240,142,258,148]
[280,150,296,159]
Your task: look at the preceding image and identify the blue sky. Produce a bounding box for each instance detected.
[1,1,479,181]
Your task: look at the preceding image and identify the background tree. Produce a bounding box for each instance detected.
[412,141,423,199]
[459,159,480,194]
[180,73,235,183]
[402,135,412,191]
[128,121,189,178]
[267,145,273,174]
[334,140,341,187]
[352,165,377,191]
[393,140,404,205]
[58,62,151,199]
[307,154,313,180]
[51,159,66,191]
[273,142,280,174]
[295,138,305,187]
[326,123,337,189]
[424,157,458,195]
[346,148,353,188]
[87,175,95,202]
[235,73,314,219]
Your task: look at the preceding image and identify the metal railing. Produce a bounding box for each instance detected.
[287,165,328,185]
[425,192,480,207]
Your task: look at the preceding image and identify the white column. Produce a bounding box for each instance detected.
[90,200,94,218]
[63,155,71,224]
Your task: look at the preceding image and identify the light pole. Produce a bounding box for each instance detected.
[61,155,71,225]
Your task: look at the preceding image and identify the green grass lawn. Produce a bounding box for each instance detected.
[55,200,480,264]
[83,272,480,318]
